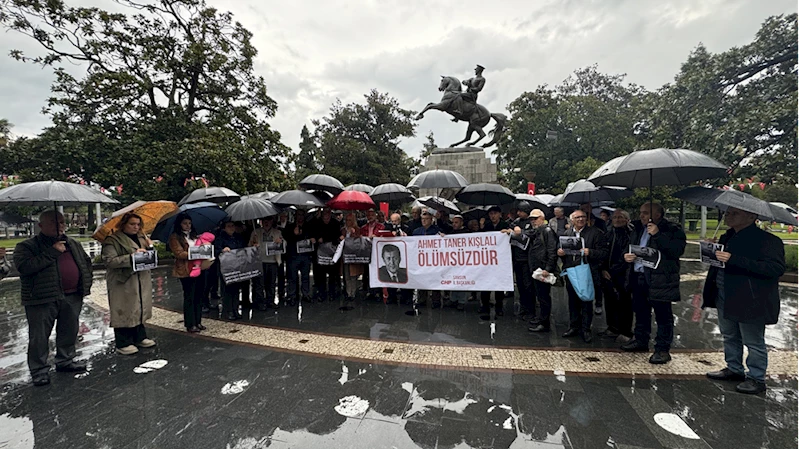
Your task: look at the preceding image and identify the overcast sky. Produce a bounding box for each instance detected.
[0,0,795,161]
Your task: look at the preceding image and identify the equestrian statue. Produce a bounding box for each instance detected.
[415,64,507,148]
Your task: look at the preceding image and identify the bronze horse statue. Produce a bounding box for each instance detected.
[415,76,507,148]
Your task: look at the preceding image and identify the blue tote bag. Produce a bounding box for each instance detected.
[561,259,594,302]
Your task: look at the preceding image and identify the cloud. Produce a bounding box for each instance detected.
[0,0,795,162]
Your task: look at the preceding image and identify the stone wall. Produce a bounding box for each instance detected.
[418,147,497,198]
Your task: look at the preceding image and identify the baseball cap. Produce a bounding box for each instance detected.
[529,209,545,219]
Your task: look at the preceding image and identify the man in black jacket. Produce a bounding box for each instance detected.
[600,209,635,340]
[506,201,535,318]
[525,209,558,333]
[311,208,343,302]
[558,210,608,342]
[481,206,510,316]
[14,211,92,386]
[282,210,314,306]
[702,207,785,394]
[621,203,686,364]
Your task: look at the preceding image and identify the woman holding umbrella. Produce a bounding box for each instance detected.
[168,213,206,333]
[101,213,156,354]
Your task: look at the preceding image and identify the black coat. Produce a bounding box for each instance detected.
[702,224,785,324]
[527,225,558,273]
[14,234,93,306]
[509,218,533,262]
[603,224,634,275]
[559,225,607,271]
[629,218,686,302]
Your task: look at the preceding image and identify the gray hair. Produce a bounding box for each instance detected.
[554,207,564,214]
[613,209,630,220]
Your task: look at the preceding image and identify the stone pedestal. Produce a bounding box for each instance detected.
[418,147,497,198]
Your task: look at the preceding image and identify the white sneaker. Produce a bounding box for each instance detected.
[117,345,139,355]
[136,339,156,348]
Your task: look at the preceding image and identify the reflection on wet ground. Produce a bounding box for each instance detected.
[0,324,796,449]
[144,262,798,351]
[0,263,797,448]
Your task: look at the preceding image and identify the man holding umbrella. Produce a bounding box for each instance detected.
[14,211,93,385]
[621,203,686,364]
[702,207,785,394]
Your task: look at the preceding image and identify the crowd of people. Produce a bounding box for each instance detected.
[8,197,786,394]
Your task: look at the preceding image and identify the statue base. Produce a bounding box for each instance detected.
[431,146,486,155]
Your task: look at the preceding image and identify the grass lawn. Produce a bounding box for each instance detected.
[0,236,94,248]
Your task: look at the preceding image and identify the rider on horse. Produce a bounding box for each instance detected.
[451,65,485,120]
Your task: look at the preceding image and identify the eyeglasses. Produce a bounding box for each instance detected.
[573,215,587,220]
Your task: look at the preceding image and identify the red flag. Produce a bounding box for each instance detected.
[738,184,745,191]
[527,182,536,195]
[758,182,766,190]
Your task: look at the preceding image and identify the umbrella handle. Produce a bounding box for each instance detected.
[711,213,724,240]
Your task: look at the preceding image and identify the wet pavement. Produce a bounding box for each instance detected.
[0,264,797,448]
[144,261,798,352]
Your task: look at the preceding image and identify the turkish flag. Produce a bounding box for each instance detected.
[527,182,535,195]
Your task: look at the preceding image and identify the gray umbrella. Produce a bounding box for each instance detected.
[589,148,728,205]
[414,196,460,215]
[245,191,279,200]
[560,179,633,204]
[455,183,515,206]
[225,198,281,221]
[0,180,120,206]
[674,186,797,225]
[370,183,416,204]
[178,186,240,206]
[344,184,374,194]
[271,190,326,208]
[407,169,469,190]
[299,174,345,195]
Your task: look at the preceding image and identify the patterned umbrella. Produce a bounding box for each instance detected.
[92,200,178,242]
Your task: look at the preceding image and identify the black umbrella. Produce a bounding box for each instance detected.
[407,169,469,190]
[245,191,278,200]
[414,196,460,215]
[0,180,120,207]
[560,179,633,204]
[588,148,728,206]
[461,206,490,222]
[456,183,515,206]
[225,198,281,221]
[178,186,240,206]
[271,190,326,208]
[513,194,551,214]
[370,183,415,204]
[299,174,345,195]
[151,202,228,242]
[674,186,797,225]
[344,184,374,194]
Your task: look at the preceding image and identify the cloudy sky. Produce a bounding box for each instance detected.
[0,0,795,160]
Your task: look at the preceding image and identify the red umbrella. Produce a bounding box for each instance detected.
[327,190,376,210]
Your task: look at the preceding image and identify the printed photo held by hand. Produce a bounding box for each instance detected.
[700,241,725,268]
[629,244,661,269]
[188,244,214,260]
[559,236,584,256]
[132,249,158,272]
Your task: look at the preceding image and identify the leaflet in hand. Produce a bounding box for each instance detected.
[188,244,214,260]
[559,236,584,256]
[132,250,158,272]
[700,241,725,268]
[629,244,661,270]
[264,241,286,256]
[296,239,315,254]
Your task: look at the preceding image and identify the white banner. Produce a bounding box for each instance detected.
[368,232,513,291]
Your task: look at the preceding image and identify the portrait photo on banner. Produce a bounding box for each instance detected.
[377,241,408,284]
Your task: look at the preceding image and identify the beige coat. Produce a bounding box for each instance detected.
[102,231,153,328]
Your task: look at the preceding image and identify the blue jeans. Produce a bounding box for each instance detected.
[631,273,674,352]
[717,297,768,382]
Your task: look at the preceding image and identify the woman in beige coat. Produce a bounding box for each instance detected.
[102,213,155,355]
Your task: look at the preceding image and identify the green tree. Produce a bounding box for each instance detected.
[496,66,648,193]
[294,125,320,183]
[764,181,798,207]
[313,90,416,186]
[0,118,10,148]
[644,14,797,184]
[0,0,291,202]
